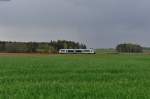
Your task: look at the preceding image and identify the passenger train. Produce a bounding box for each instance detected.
[59,49,95,54]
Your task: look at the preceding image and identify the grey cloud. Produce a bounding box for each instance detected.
[0,0,150,48]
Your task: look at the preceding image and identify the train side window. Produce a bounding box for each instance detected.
[68,50,74,53]
[61,50,65,52]
[76,50,82,52]
[84,50,90,52]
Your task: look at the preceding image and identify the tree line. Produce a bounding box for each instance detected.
[116,43,143,53]
[0,40,86,53]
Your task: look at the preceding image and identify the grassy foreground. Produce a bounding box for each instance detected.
[0,54,150,99]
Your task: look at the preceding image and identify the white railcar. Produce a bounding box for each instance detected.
[59,49,95,54]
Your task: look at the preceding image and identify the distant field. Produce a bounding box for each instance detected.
[96,48,116,53]
[0,53,150,98]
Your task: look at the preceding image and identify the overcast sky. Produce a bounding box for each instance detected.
[0,0,150,48]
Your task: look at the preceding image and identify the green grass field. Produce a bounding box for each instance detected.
[0,53,150,99]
